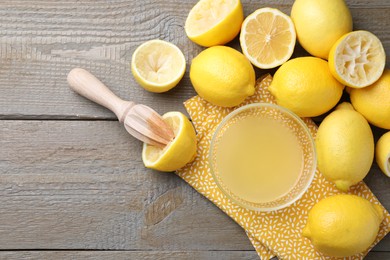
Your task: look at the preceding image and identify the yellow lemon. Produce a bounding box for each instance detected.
[239,7,296,69]
[142,112,197,172]
[131,40,186,93]
[303,194,384,257]
[268,57,344,117]
[350,69,390,129]
[291,0,352,59]
[329,31,386,88]
[190,46,255,107]
[376,131,390,177]
[185,0,243,47]
[315,103,374,191]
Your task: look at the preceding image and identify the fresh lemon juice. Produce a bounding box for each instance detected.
[215,116,303,203]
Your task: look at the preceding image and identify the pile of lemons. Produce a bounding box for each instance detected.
[129,0,389,257]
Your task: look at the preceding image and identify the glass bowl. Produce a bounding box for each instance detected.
[209,103,317,212]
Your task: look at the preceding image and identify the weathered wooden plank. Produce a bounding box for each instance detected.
[0,120,253,250]
[0,251,388,260]
[0,1,388,118]
[0,251,260,260]
[1,120,389,252]
[0,0,389,9]
[366,252,390,260]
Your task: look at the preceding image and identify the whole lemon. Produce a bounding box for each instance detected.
[315,103,374,191]
[268,57,344,117]
[291,0,353,59]
[350,69,390,129]
[303,194,384,257]
[190,46,256,107]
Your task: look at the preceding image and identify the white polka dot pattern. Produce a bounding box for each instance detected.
[176,74,390,260]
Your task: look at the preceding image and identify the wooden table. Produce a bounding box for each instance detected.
[0,0,389,259]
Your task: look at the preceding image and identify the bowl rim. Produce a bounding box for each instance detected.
[209,102,317,212]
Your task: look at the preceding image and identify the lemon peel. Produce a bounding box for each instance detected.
[350,69,390,129]
[190,46,255,107]
[315,103,374,191]
[303,194,384,257]
[269,57,344,117]
[291,0,352,59]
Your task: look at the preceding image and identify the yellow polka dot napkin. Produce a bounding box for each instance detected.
[176,75,390,259]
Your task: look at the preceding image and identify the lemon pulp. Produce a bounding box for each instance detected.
[215,116,303,203]
[240,7,296,69]
[131,40,186,92]
[186,0,235,36]
[329,31,385,88]
[185,0,243,47]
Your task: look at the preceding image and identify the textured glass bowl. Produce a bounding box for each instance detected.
[209,103,317,212]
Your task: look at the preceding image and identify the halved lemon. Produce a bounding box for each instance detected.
[185,0,244,47]
[142,112,197,172]
[239,7,296,69]
[329,31,386,88]
[131,40,186,93]
[376,131,390,177]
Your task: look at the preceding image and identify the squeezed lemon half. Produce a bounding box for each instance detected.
[329,30,386,88]
[142,112,197,172]
[131,39,186,93]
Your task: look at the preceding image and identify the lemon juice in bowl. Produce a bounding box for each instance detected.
[209,103,316,211]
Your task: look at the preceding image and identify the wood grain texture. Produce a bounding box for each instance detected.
[0,251,388,260]
[0,120,254,251]
[1,0,390,258]
[0,0,389,119]
[0,120,389,254]
[0,251,260,260]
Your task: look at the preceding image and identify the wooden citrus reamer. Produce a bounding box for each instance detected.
[67,68,175,148]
